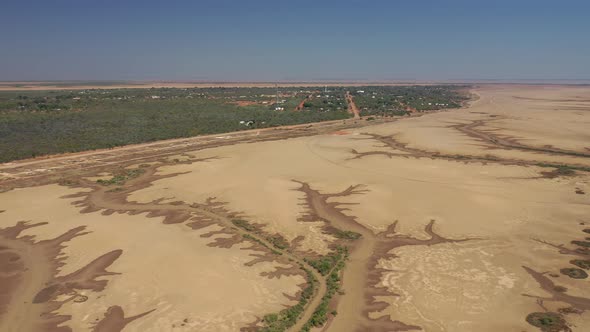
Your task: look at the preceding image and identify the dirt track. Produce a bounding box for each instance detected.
[0,118,377,190]
[345,91,361,119]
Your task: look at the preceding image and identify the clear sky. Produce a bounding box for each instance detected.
[1,0,589,81]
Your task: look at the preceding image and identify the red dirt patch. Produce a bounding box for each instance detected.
[331,130,350,136]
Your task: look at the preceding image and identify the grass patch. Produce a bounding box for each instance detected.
[571,240,590,248]
[560,267,588,279]
[332,228,362,240]
[242,234,282,255]
[525,312,569,332]
[232,219,290,251]
[0,87,351,162]
[266,234,289,250]
[259,267,317,332]
[569,259,590,270]
[304,246,348,276]
[301,247,349,331]
[231,219,258,232]
[537,163,590,176]
[58,178,77,186]
[96,168,145,186]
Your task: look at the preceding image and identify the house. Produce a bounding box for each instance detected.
[239,120,256,126]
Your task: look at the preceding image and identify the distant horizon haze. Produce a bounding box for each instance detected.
[1,0,589,81]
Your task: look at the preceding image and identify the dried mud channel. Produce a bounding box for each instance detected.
[0,159,330,331]
[293,182,473,332]
[0,221,153,332]
[350,131,590,176]
[10,159,341,332]
[452,117,590,159]
[0,156,476,332]
[72,166,331,332]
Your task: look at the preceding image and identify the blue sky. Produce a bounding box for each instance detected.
[1,0,589,81]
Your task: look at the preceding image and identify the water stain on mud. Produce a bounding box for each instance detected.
[92,306,155,332]
[0,221,129,332]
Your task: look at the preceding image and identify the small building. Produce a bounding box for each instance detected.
[239,120,256,126]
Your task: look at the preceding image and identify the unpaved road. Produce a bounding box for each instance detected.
[345,91,361,119]
[0,118,379,190]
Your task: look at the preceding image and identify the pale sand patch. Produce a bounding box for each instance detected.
[376,235,590,332]
[376,242,533,332]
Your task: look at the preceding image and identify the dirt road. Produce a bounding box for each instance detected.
[345,91,361,119]
[0,118,382,190]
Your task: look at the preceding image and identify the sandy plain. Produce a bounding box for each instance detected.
[1,84,589,332]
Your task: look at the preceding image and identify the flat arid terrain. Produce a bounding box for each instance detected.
[0,81,433,91]
[1,84,590,332]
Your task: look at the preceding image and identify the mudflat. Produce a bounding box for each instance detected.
[1,84,589,331]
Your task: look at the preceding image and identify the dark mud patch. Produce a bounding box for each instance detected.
[294,180,476,331]
[62,161,311,330]
[572,240,590,248]
[0,221,125,332]
[74,163,310,284]
[525,312,571,332]
[453,118,590,159]
[570,259,590,270]
[33,249,123,303]
[575,188,585,195]
[560,268,588,279]
[533,238,590,258]
[355,317,422,332]
[540,167,576,179]
[353,133,590,175]
[92,305,155,332]
[522,266,590,311]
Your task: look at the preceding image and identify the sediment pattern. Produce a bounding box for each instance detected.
[294,181,474,331]
[0,221,131,332]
